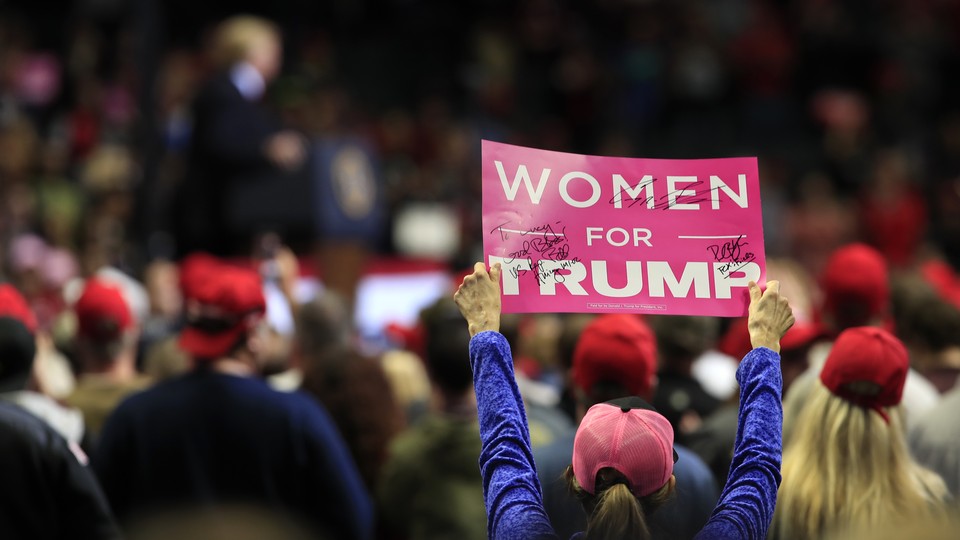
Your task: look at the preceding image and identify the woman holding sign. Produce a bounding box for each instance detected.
[453,262,793,540]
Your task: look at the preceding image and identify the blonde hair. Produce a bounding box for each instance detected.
[564,466,673,540]
[209,15,280,69]
[771,382,947,540]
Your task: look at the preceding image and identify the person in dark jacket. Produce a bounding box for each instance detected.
[173,15,306,257]
[94,258,373,539]
[0,285,120,539]
[0,401,120,540]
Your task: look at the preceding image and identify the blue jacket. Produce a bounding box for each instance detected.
[469,331,782,540]
[95,368,373,539]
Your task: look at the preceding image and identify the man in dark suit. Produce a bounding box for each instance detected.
[174,15,306,257]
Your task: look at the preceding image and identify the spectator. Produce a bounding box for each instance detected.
[772,327,947,539]
[0,283,85,447]
[377,297,487,540]
[0,400,120,539]
[784,243,940,431]
[910,383,960,497]
[890,274,960,393]
[172,15,306,257]
[454,263,793,540]
[296,292,404,493]
[65,279,151,441]
[94,260,373,539]
[534,313,719,540]
[648,315,722,444]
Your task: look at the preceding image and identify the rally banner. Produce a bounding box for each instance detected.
[482,140,765,316]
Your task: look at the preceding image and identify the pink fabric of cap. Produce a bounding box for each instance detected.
[573,401,675,497]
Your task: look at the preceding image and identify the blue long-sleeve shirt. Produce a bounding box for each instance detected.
[469,331,782,540]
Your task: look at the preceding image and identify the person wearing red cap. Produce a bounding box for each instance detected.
[0,284,86,447]
[784,243,940,433]
[534,314,719,540]
[93,261,373,539]
[453,262,794,540]
[771,327,947,540]
[0,283,121,538]
[65,279,151,440]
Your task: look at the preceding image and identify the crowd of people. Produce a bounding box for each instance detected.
[2,1,960,539]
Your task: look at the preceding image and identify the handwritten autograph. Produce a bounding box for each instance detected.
[606,177,732,211]
[492,221,578,285]
[707,235,756,278]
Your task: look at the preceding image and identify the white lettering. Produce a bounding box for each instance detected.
[647,261,710,298]
[558,171,602,208]
[584,227,653,247]
[612,174,655,209]
[633,228,653,247]
[607,228,629,247]
[538,260,588,295]
[592,261,644,297]
[490,256,531,295]
[586,227,604,246]
[713,262,761,299]
[710,174,748,209]
[495,161,551,204]
[666,176,700,210]
[494,259,757,301]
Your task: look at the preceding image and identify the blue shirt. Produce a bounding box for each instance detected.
[94,368,373,539]
[469,331,782,540]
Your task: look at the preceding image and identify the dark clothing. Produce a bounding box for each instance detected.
[654,371,721,445]
[0,401,120,540]
[174,71,282,257]
[686,404,740,487]
[94,369,373,540]
[378,414,487,540]
[469,331,783,540]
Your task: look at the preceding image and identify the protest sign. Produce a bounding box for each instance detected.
[482,140,765,316]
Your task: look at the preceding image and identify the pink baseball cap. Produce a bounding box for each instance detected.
[573,396,677,498]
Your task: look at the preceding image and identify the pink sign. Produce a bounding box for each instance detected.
[482,140,766,316]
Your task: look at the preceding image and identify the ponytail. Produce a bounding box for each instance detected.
[564,466,674,540]
[586,483,650,540]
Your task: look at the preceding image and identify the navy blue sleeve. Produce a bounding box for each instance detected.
[469,331,559,540]
[297,395,375,540]
[57,438,122,540]
[695,347,783,540]
[92,400,135,523]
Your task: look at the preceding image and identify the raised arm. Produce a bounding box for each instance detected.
[696,281,794,540]
[455,263,558,540]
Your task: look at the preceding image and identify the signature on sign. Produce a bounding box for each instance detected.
[707,234,756,278]
[489,221,581,285]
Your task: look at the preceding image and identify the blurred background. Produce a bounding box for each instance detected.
[2,0,960,342]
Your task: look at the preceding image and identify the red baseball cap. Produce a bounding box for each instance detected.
[178,252,221,301]
[820,243,889,326]
[572,314,657,401]
[573,396,676,497]
[74,279,133,342]
[718,317,823,360]
[178,264,266,360]
[0,284,37,334]
[819,326,908,422]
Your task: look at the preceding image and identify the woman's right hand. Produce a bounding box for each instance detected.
[747,280,795,353]
[453,262,502,337]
